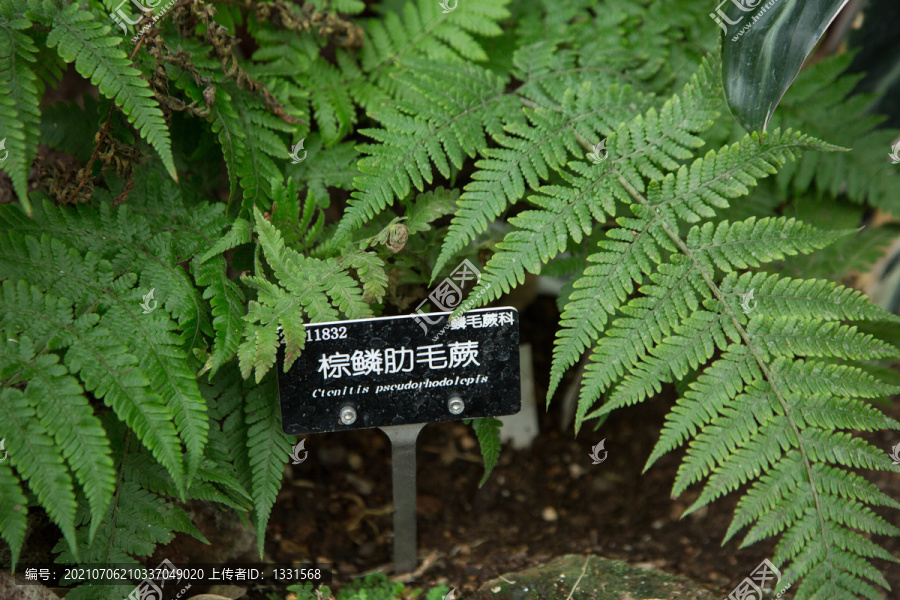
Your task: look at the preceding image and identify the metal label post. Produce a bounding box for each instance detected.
[378,423,426,573]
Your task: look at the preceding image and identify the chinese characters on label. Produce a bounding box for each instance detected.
[318,340,481,380]
[448,310,513,330]
[413,259,481,334]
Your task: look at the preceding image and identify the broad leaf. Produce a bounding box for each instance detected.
[717,0,850,131]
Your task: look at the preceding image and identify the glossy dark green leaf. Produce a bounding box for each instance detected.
[714,0,850,131]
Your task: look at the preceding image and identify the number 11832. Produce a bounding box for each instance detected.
[306,326,348,342]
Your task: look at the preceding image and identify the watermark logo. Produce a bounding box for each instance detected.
[126,558,191,600]
[0,439,7,463]
[289,139,307,164]
[727,558,790,600]
[890,141,900,165]
[413,259,482,337]
[586,139,608,164]
[712,0,780,41]
[110,0,178,42]
[140,288,158,314]
[439,0,458,13]
[443,588,457,600]
[740,288,757,314]
[890,443,900,465]
[290,439,308,465]
[589,439,607,464]
[0,138,7,164]
[709,0,758,33]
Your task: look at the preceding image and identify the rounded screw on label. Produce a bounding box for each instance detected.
[340,406,357,425]
[448,396,465,415]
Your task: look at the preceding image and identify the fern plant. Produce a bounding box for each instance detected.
[433,53,900,600]
[1,0,899,598]
[325,12,900,599]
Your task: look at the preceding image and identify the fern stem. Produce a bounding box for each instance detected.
[64,28,161,205]
[104,430,131,561]
[614,169,834,585]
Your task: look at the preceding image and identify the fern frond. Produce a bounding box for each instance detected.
[345,251,389,304]
[718,271,897,322]
[0,338,115,541]
[229,85,291,213]
[541,106,899,598]
[0,458,28,568]
[686,217,850,272]
[746,318,898,361]
[0,386,78,558]
[198,218,252,264]
[287,135,360,202]
[0,272,187,497]
[433,81,655,278]
[550,131,842,400]
[56,454,206,600]
[772,53,899,212]
[101,297,209,487]
[471,417,502,488]
[0,2,41,215]
[45,4,176,180]
[362,0,509,72]
[333,60,517,245]
[244,377,292,558]
[404,187,459,234]
[463,54,723,322]
[193,256,246,378]
[67,321,187,496]
[306,52,363,145]
[241,206,373,381]
[0,197,214,356]
[203,368,253,501]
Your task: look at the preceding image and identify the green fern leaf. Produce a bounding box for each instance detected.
[404,187,460,234]
[471,417,502,488]
[433,81,654,279]
[362,0,509,71]
[242,206,373,381]
[193,256,247,377]
[0,338,115,541]
[198,218,252,264]
[551,131,843,405]
[332,60,518,245]
[0,2,41,215]
[345,251,389,304]
[0,458,28,568]
[772,53,899,212]
[67,323,186,496]
[45,4,176,180]
[0,385,79,558]
[244,378,292,558]
[463,55,724,327]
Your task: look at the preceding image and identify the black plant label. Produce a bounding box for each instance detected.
[277,307,521,434]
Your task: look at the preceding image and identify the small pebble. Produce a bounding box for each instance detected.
[568,463,586,479]
[347,452,363,470]
[542,506,559,522]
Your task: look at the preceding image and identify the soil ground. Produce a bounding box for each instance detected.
[258,297,900,599]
